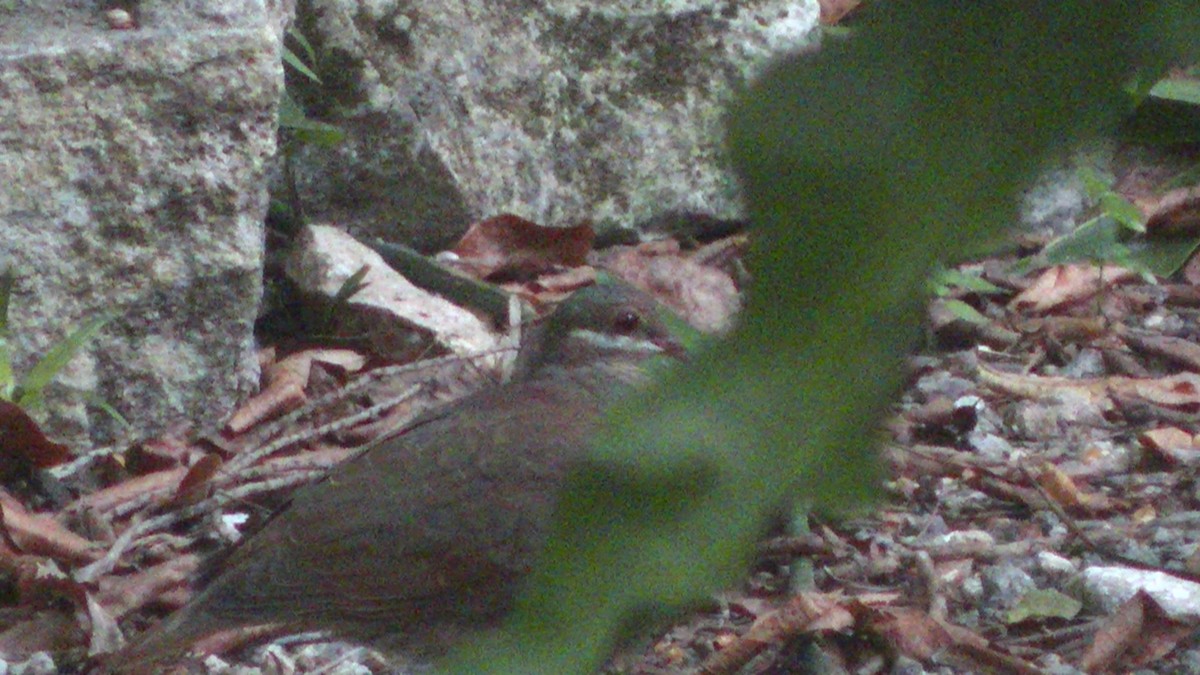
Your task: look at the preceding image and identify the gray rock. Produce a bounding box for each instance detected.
[981,564,1036,614]
[284,224,503,363]
[0,1,282,445]
[1080,566,1200,620]
[280,0,820,250]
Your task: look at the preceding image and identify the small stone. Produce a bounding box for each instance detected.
[919,530,995,557]
[1036,551,1077,576]
[981,564,1036,611]
[103,8,136,30]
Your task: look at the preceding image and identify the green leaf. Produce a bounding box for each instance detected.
[943,299,990,325]
[79,389,129,428]
[0,268,13,400]
[16,315,109,409]
[1126,235,1200,277]
[1150,77,1200,106]
[286,27,319,67]
[1078,165,1112,202]
[1006,588,1083,623]
[1035,216,1129,268]
[930,268,1004,296]
[278,92,345,147]
[1099,191,1146,232]
[282,45,321,84]
[333,264,370,306]
[444,4,1200,673]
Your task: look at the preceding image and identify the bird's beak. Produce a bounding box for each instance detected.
[654,336,689,361]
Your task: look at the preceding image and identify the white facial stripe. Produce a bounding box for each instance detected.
[569,328,664,354]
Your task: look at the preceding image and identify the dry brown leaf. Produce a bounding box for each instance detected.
[699,593,852,675]
[978,364,1200,418]
[1143,185,1200,237]
[1079,590,1196,672]
[95,554,199,619]
[0,491,100,564]
[449,214,594,281]
[1010,264,1137,314]
[227,349,367,435]
[1036,462,1111,513]
[65,467,188,516]
[818,0,862,24]
[171,454,224,507]
[863,606,1042,674]
[1121,330,1200,373]
[1139,427,1200,466]
[0,610,82,661]
[0,400,70,470]
[225,375,305,435]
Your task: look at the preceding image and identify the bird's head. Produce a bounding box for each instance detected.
[518,281,688,374]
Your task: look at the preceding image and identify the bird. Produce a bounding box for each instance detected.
[110,280,686,673]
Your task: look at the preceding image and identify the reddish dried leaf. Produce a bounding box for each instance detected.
[0,491,100,564]
[65,467,187,516]
[96,554,199,619]
[0,610,83,660]
[226,349,365,434]
[1139,427,1200,466]
[450,214,594,281]
[171,454,224,506]
[1144,185,1200,237]
[129,433,196,473]
[225,378,305,434]
[819,0,862,25]
[0,400,70,469]
[699,593,852,675]
[864,606,1041,674]
[1010,264,1137,314]
[1079,590,1195,671]
[1036,462,1112,513]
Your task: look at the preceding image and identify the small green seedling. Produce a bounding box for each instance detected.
[0,268,116,418]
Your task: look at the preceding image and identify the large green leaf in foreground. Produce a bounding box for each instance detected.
[447,3,1200,672]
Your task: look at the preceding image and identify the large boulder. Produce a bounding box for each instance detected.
[0,1,284,446]
[282,0,820,250]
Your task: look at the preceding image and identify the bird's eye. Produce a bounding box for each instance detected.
[613,310,641,334]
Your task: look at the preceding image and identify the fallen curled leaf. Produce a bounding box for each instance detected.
[1139,427,1200,466]
[978,364,1200,418]
[227,348,369,435]
[0,400,70,471]
[861,605,1042,674]
[1009,264,1137,314]
[699,593,852,675]
[1036,462,1112,513]
[95,554,199,619]
[1079,590,1196,672]
[1143,184,1200,237]
[819,0,862,25]
[0,491,100,565]
[171,454,224,507]
[449,214,594,281]
[64,467,188,516]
